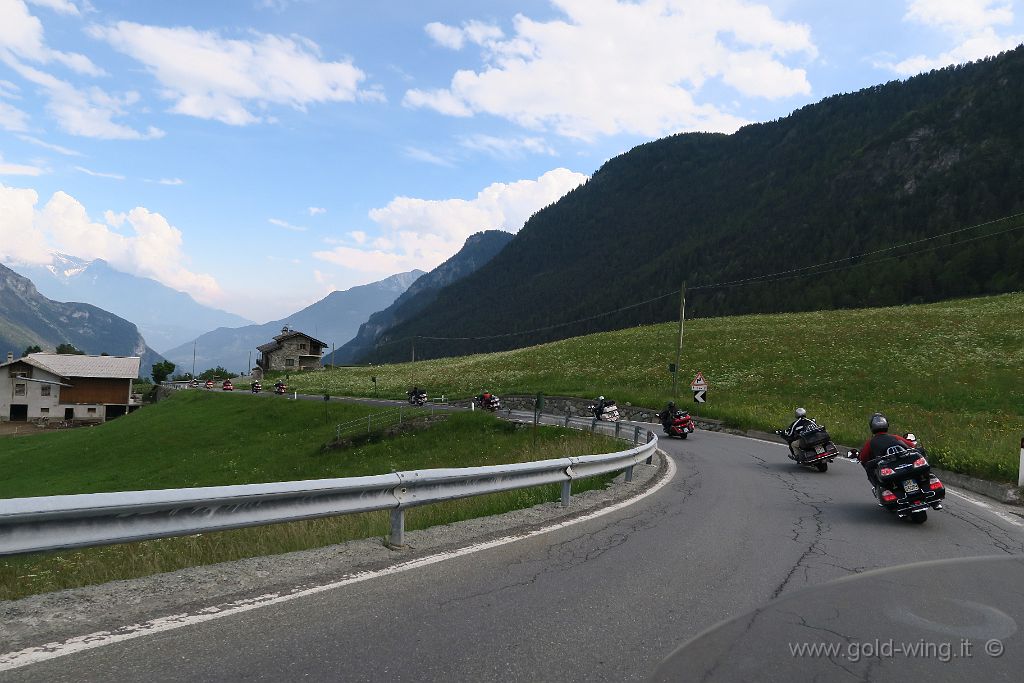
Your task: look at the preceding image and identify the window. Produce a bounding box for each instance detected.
[299,343,307,350]
[87,407,97,414]
[285,358,295,367]
[14,383,25,396]
[41,385,51,397]
[41,407,49,414]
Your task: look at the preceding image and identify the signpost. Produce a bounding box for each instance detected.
[691,372,708,411]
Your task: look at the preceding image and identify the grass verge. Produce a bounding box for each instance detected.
[0,394,622,600]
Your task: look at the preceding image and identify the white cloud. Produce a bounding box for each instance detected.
[0,183,51,262]
[0,0,102,76]
[17,134,82,155]
[0,100,30,131]
[269,217,307,232]
[0,154,46,175]
[458,133,555,158]
[26,0,82,16]
[403,146,456,167]
[90,22,373,125]
[74,165,124,179]
[307,206,326,216]
[885,0,1023,75]
[0,182,222,304]
[425,20,505,50]
[313,167,587,276]
[158,177,184,185]
[6,59,163,139]
[405,0,816,140]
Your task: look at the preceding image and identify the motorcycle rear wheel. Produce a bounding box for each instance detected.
[911,510,928,524]
[815,461,828,472]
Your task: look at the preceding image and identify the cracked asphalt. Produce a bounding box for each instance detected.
[6,429,1024,682]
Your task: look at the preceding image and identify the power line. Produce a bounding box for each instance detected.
[369,212,1024,350]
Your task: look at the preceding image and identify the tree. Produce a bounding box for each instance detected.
[22,345,42,357]
[198,366,233,380]
[55,343,84,355]
[151,360,176,384]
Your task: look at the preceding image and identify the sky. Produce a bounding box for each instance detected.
[0,0,1021,322]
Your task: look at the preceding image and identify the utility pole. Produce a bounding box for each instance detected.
[411,336,416,363]
[672,281,686,399]
[247,350,251,375]
[191,340,196,379]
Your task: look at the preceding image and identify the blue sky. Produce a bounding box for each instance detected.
[1,0,1022,321]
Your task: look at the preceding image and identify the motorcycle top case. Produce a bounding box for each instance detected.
[799,429,830,448]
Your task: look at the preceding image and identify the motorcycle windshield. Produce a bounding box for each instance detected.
[653,556,1024,681]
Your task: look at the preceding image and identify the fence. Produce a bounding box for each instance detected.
[0,413,657,554]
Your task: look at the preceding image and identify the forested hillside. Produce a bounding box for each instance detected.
[367,46,1024,362]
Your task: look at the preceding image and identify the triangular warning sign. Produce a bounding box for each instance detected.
[690,372,707,389]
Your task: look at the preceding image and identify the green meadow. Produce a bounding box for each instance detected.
[288,293,1024,483]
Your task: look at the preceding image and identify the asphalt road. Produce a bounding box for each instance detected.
[5,429,1024,682]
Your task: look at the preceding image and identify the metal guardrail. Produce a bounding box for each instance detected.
[0,414,657,554]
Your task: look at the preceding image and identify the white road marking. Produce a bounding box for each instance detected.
[0,455,677,672]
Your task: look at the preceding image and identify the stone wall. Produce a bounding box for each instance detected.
[497,394,722,430]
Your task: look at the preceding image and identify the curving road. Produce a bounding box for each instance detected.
[4,428,1024,681]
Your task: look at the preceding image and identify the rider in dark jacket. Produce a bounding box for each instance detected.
[858,413,917,487]
[778,407,818,457]
[658,401,677,429]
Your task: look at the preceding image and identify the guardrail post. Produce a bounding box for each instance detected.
[561,480,571,507]
[615,421,621,438]
[1019,436,1024,488]
[591,418,598,433]
[399,406,403,425]
[389,508,405,547]
[564,414,571,427]
[625,465,634,482]
[368,414,372,434]
[634,426,641,445]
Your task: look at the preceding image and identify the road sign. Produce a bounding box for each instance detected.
[668,363,676,373]
[693,389,707,403]
[691,372,707,390]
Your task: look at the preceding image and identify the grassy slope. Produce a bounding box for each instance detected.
[0,392,621,599]
[286,293,1024,482]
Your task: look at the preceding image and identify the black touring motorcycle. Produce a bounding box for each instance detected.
[847,434,946,524]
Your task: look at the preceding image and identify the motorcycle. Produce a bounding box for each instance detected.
[775,425,839,472]
[252,381,262,393]
[274,381,287,395]
[589,399,620,422]
[408,390,427,406]
[663,410,696,439]
[204,379,214,389]
[477,393,501,412]
[846,434,945,523]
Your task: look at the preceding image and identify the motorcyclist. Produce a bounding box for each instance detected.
[857,413,917,488]
[776,408,819,458]
[658,401,678,429]
[594,395,606,417]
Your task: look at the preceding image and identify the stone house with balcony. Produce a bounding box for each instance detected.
[256,327,327,373]
[0,352,142,424]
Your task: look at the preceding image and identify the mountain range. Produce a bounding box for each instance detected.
[0,263,165,377]
[331,230,514,364]
[364,45,1024,362]
[10,254,254,353]
[162,270,424,374]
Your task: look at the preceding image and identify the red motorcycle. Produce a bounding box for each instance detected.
[664,410,696,439]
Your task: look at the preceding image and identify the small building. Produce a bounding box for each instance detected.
[256,327,327,372]
[0,352,142,424]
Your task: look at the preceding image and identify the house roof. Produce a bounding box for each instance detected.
[257,330,327,353]
[18,353,141,379]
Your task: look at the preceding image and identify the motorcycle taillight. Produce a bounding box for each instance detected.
[913,457,927,467]
[881,490,897,503]
[879,467,894,477]
[929,478,944,491]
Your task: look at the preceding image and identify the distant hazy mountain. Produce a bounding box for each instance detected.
[0,263,166,377]
[332,230,514,364]
[10,254,253,353]
[162,270,424,374]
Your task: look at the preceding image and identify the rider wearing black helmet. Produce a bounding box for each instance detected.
[658,401,678,429]
[778,407,819,458]
[857,412,916,486]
